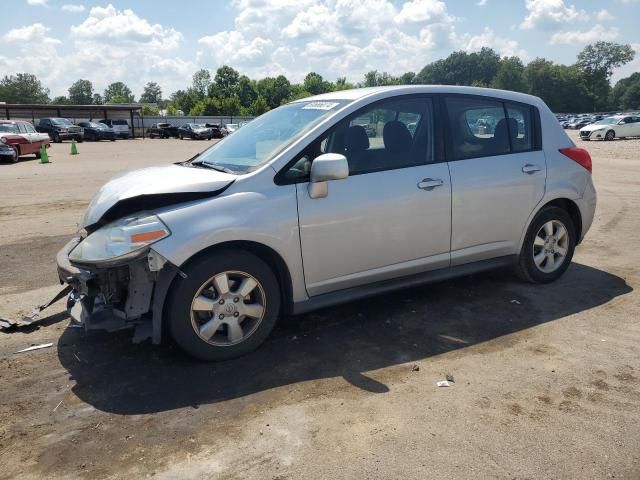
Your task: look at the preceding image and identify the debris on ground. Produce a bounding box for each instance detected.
[436,380,452,387]
[0,286,71,332]
[446,374,455,383]
[412,364,420,372]
[14,343,54,354]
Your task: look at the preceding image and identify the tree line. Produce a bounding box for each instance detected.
[0,41,637,115]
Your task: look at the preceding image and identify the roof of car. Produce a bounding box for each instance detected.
[293,85,542,105]
[0,120,27,124]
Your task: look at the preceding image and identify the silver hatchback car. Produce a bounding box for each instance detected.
[57,86,596,360]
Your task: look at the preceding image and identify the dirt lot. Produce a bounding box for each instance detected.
[0,132,639,479]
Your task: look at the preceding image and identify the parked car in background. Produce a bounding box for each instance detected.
[571,118,594,130]
[204,123,226,138]
[77,122,117,141]
[0,120,50,162]
[148,123,179,139]
[36,118,83,143]
[580,115,640,140]
[56,85,596,361]
[177,123,213,140]
[98,119,130,139]
[224,123,239,134]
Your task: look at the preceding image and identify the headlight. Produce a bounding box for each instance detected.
[0,137,7,144]
[69,213,170,264]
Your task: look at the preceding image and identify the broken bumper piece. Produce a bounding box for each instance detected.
[56,237,180,344]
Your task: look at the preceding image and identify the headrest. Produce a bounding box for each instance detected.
[345,125,370,152]
[383,121,413,153]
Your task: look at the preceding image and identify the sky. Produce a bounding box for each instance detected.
[1,0,639,98]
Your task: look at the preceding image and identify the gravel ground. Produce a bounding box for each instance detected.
[0,131,639,479]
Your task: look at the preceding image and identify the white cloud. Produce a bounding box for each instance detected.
[548,24,619,45]
[461,27,527,59]
[477,0,488,6]
[26,0,48,6]
[197,0,458,82]
[61,4,85,13]
[71,5,183,49]
[520,0,588,30]
[0,7,194,98]
[595,9,613,21]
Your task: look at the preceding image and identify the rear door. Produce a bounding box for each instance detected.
[444,95,546,265]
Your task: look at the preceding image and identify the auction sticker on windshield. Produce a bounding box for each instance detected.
[302,102,341,110]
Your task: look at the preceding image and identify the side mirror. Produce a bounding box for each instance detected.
[308,153,349,199]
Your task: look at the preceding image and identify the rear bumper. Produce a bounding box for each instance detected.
[56,238,179,343]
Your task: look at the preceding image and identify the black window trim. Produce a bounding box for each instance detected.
[275,93,441,186]
[440,93,542,163]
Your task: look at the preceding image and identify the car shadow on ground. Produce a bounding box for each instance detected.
[57,262,632,415]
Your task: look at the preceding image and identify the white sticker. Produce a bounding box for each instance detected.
[302,101,340,111]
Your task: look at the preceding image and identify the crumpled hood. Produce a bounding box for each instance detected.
[81,164,236,228]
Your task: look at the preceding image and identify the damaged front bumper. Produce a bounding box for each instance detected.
[56,237,181,344]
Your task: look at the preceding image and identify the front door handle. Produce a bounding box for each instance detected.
[522,164,542,174]
[417,178,444,190]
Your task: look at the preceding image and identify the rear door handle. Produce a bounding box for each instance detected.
[417,178,444,190]
[522,164,541,174]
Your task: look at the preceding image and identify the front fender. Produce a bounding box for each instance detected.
[151,184,307,303]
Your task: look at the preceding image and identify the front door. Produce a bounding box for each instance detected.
[292,96,452,296]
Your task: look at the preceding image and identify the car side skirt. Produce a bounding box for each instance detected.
[292,255,518,315]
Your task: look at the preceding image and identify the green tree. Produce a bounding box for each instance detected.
[141,104,160,115]
[68,79,93,104]
[576,42,635,110]
[611,73,640,109]
[189,97,221,116]
[52,95,71,105]
[363,70,399,87]
[249,96,269,115]
[0,73,50,103]
[170,89,199,115]
[166,103,181,116]
[491,56,526,92]
[191,69,211,99]
[256,75,291,109]
[92,93,103,105]
[104,82,134,103]
[211,65,240,98]
[524,59,591,112]
[621,82,640,110]
[139,82,162,104]
[237,75,258,108]
[219,95,242,115]
[399,72,416,85]
[334,77,355,91]
[303,72,331,95]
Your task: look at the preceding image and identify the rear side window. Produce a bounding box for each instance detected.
[445,96,538,161]
[446,97,509,160]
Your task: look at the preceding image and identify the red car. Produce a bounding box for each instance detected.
[0,120,51,162]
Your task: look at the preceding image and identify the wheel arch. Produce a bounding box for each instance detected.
[164,240,294,322]
[520,197,583,251]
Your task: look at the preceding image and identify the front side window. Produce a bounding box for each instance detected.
[284,97,433,180]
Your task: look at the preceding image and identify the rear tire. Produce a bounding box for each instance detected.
[168,250,281,361]
[515,206,576,284]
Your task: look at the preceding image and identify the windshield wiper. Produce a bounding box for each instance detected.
[194,161,236,175]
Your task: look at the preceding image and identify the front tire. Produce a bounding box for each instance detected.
[515,206,576,284]
[168,250,281,361]
[605,130,615,141]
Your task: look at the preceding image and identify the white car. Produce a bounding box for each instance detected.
[580,115,640,141]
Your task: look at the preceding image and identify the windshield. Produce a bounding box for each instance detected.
[52,118,73,125]
[200,100,349,173]
[87,122,105,128]
[594,117,620,125]
[0,124,19,133]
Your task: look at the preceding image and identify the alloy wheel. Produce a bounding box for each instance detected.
[190,270,266,346]
[532,220,569,273]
